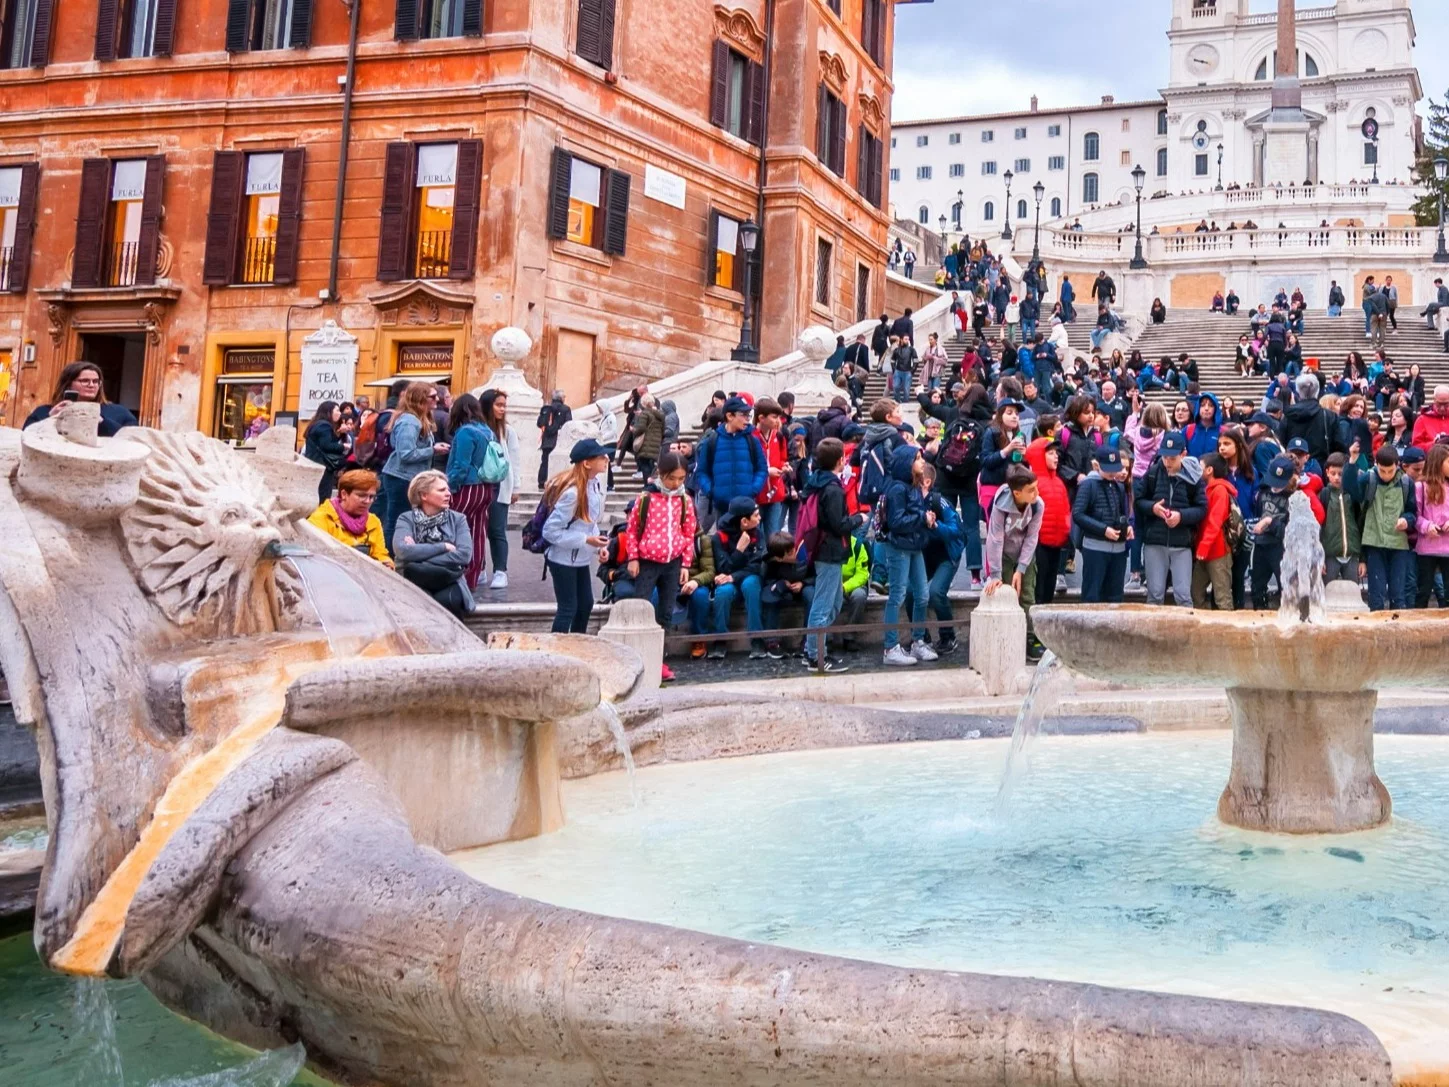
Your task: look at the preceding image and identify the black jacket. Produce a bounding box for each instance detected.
[1133,461,1207,548]
[803,469,855,564]
[536,401,572,450]
[871,322,890,354]
[889,315,914,342]
[1057,422,1098,494]
[1281,400,1341,464]
[303,420,347,470]
[710,515,766,579]
[1072,474,1131,541]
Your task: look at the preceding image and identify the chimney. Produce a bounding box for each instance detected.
[1030,95,1039,113]
[1101,95,1115,105]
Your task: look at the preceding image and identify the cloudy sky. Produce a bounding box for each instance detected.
[891,0,1449,123]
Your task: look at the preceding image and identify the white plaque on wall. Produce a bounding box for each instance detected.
[644,165,687,210]
[298,320,360,419]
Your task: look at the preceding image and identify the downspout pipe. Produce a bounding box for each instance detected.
[752,0,776,355]
[328,0,362,303]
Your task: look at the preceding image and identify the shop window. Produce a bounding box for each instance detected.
[94,0,175,59]
[545,148,630,257]
[214,347,276,443]
[203,150,305,286]
[0,164,38,293]
[377,140,484,281]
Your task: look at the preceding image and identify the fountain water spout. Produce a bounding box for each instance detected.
[1277,490,1326,625]
[263,540,311,560]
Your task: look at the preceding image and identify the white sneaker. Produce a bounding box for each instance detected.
[490,571,509,589]
[883,645,918,667]
[910,640,939,662]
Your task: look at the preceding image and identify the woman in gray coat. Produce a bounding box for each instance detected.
[394,470,475,617]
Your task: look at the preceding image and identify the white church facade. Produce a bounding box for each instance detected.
[890,0,1424,240]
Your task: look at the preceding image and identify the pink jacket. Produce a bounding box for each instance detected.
[1124,413,1163,479]
[1416,482,1449,556]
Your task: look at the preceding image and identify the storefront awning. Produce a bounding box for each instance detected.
[364,373,452,387]
[214,375,275,385]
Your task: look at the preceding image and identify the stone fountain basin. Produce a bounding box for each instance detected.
[1032,605,1449,693]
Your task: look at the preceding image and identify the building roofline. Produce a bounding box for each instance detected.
[891,99,1167,129]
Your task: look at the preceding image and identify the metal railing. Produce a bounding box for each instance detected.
[0,246,11,291]
[106,241,139,287]
[240,235,276,284]
[415,230,452,279]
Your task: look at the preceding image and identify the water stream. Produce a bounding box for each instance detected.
[597,701,640,807]
[282,553,415,657]
[993,650,1063,818]
[1277,489,1327,624]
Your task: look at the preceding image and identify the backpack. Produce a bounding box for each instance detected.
[856,440,893,507]
[358,409,395,471]
[481,438,510,484]
[939,418,983,481]
[521,495,554,555]
[794,492,823,565]
[1225,501,1248,552]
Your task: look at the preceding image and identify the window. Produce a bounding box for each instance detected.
[948,132,961,145]
[227,0,316,49]
[0,165,37,293]
[855,125,884,208]
[814,237,832,307]
[710,42,764,145]
[816,86,847,176]
[825,0,840,13]
[1364,141,1378,166]
[981,130,994,143]
[71,156,164,288]
[916,135,928,147]
[1082,172,1098,203]
[948,163,964,178]
[1307,53,1318,77]
[375,140,484,280]
[889,167,900,182]
[1157,147,1168,176]
[413,144,460,277]
[1083,132,1099,161]
[1157,109,1168,136]
[545,148,629,258]
[706,210,741,291]
[1048,155,1065,171]
[983,201,994,221]
[951,200,962,228]
[1256,50,1320,81]
[916,166,931,180]
[1120,149,1131,166]
[1050,196,1062,217]
[1015,158,1030,173]
[1047,124,1061,137]
[1014,127,1027,140]
[981,161,997,176]
[213,348,276,443]
[855,263,870,322]
[1016,199,1027,220]
[95,0,175,59]
[916,205,928,225]
[861,0,885,67]
[202,150,306,286]
[1,0,53,67]
[574,0,617,69]
[1121,118,1131,133]
[890,137,896,148]
[1195,153,1208,176]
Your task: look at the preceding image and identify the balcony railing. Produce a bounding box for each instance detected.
[415,230,452,279]
[1023,224,1437,265]
[0,247,11,292]
[240,235,276,285]
[107,242,139,287]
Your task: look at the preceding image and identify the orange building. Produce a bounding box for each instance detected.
[0,0,894,437]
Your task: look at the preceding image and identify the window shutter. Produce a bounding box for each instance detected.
[289,0,314,46]
[202,151,246,286]
[602,169,630,257]
[870,134,884,208]
[71,159,111,288]
[6,164,39,293]
[860,0,873,63]
[831,97,847,175]
[94,0,118,60]
[546,148,573,240]
[448,139,483,280]
[29,0,54,66]
[461,0,481,36]
[815,84,828,163]
[152,0,177,56]
[394,0,419,41]
[271,149,306,284]
[598,0,616,70]
[134,155,166,286]
[225,0,250,51]
[709,41,729,130]
[745,60,766,146]
[704,208,719,285]
[856,124,867,199]
[376,142,416,281]
[575,0,601,65]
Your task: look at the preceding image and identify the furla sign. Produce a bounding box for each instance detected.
[299,321,359,417]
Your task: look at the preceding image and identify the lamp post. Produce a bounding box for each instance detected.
[1001,169,1014,240]
[1031,179,1044,266]
[955,187,964,232]
[1129,163,1148,270]
[938,214,948,264]
[731,218,760,362]
[1436,157,1449,265]
[1216,143,1224,191]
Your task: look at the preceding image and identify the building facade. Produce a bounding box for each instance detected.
[890,0,1422,243]
[0,0,894,436]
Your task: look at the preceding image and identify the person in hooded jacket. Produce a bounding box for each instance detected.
[1280,372,1340,464]
[878,445,939,667]
[660,399,680,445]
[817,397,853,441]
[1025,438,1071,604]
[1184,392,1223,459]
[695,397,768,518]
[1191,453,1239,610]
[1057,395,1099,500]
[1073,448,1133,603]
[1133,431,1206,607]
[854,399,906,513]
[695,496,767,658]
[919,464,966,655]
[801,438,862,672]
[977,399,1027,524]
[629,394,667,482]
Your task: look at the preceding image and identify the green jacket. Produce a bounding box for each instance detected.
[1356,467,1414,551]
[1319,485,1362,560]
[686,529,716,586]
[842,537,871,595]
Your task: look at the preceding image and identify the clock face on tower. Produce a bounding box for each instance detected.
[1186,44,1220,76]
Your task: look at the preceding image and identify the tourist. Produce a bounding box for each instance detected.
[380,383,449,553]
[919,464,965,655]
[879,446,936,667]
[1125,403,1168,479]
[1025,437,1071,605]
[1134,431,1204,607]
[622,451,697,681]
[1072,449,1132,604]
[1225,287,1240,315]
[541,438,611,633]
[629,393,666,483]
[889,335,917,400]
[479,389,520,588]
[1056,395,1098,499]
[760,532,810,658]
[535,390,572,488]
[800,438,859,672]
[695,396,767,520]
[1415,443,1449,609]
[890,307,916,347]
[444,393,503,592]
[1279,373,1339,465]
[1320,453,1363,587]
[1384,275,1399,332]
[1411,386,1449,450]
[985,463,1045,657]
[1350,444,1414,611]
[393,470,474,618]
[1368,282,1389,349]
[1059,274,1076,323]
[1184,393,1223,459]
[700,496,766,658]
[1249,456,1297,610]
[978,399,1026,518]
[302,400,349,503]
[614,384,646,472]
[307,468,391,567]
[1211,291,1225,315]
[1150,298,1167,324]
[920,332,948,392]
[596,399,620,492]
[23,360,138,437]
[871,315,891,372]
[1191,454,1238,611]
[1328,279,1346,317]
[751,398,791,538]
[1384,406,1416,457]
[1405,364,1426,413]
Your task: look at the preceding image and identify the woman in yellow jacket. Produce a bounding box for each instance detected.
[308,469,393,567]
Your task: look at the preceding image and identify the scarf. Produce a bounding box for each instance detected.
[410,508,451,544]
[659,484,688,498]
[330,497,370,538]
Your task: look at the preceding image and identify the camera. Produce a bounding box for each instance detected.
[1115,515,1131,532]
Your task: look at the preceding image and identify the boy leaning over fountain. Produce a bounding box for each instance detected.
[985,464,1044,658]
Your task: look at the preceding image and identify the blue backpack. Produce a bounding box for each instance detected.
[856,439,894,507]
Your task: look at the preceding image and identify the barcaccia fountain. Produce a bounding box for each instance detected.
[3,405,1438,1086]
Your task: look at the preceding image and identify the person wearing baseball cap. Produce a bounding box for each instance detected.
[694,396,768,519]
[1073,446,1133,603]
[1247,454,1299,609]
[540,438,614,634]
[1285,435,1325,485]
[1133,430,1205,606]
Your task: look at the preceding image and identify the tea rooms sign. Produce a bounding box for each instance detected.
[298,321,360,417]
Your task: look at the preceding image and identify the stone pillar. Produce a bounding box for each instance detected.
[969,585,1027,696]
[476,328,544,491]
[599,598,663,690]
[783,325,846,416]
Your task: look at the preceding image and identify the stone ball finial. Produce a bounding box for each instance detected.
[491,327,533,368]
[797,325,835,364]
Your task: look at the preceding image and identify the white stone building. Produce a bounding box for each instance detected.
[890,0,1423,241]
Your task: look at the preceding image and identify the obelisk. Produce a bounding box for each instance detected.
[1270,0,1304,116]
[1263,0,1311,183]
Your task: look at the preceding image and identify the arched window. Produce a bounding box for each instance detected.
[1082,173,1099,203]
[1306,53,1318,77]
[983,201,995,222]
[1157,146,1168,176]
[1157,109,1168,136]
[918,205,930,225]
[1016,199,1028,220]
[1050,196,1062,218]
[1083,132,1100,161]
[1256,51,1319,80]
[952,202,963,228]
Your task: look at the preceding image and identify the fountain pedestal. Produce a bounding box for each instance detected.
[1220,688,1390,834]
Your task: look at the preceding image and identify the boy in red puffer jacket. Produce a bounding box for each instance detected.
[1192,453,1240,610]
[623,451,698,682]
[1025,436,1072,603]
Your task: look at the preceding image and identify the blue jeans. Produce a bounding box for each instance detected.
[1091,327,1110,349]
[880,542,928,650]
[804,561,844,659]
[891,369,911,399]
[938,490,983,573]
[927,557,960,641]
[1021,320,1037,341]
[380,473,412,554]
[690,574,764,645]
[1363,546,1411,611]
[1328,304,1342,317]
[1363,303,1373,334]
[547,561,594,633]
[1080,546,1128,603]
[760,501,786,540]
